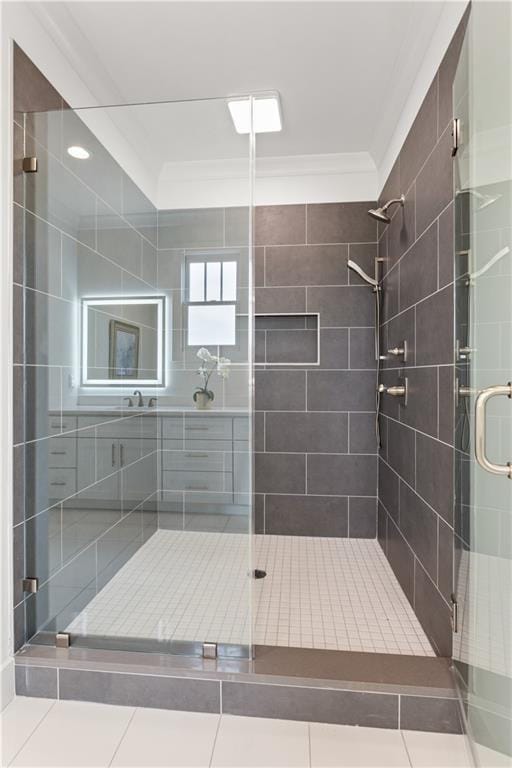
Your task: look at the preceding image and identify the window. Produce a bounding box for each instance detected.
[186,255,238,347]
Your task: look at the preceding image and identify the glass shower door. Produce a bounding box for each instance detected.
[453,3,512,764]
[20,96,255,658]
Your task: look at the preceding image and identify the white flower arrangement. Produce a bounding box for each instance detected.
[194,348,231,404]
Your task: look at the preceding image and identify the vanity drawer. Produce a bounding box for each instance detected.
[184,416,232,440]
[49,416,77,435]
[162,470,233,493]
[162,448,232,473]
[48,468,76,500]
[48,437,77,468]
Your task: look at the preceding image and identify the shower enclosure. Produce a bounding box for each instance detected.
[18,96,255,658]
[452,2,512,762]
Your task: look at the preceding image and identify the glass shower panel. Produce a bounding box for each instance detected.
[453,4,512,763]
[22,97,254,657]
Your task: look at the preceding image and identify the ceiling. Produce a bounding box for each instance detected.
[32,1,448,165]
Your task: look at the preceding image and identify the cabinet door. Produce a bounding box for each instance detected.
[121,439,157,509]
[77,438,119,501]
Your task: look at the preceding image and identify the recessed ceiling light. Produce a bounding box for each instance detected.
[228,94,282,134]
[67,145,90,160]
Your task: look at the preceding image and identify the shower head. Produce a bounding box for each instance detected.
[368,195,405,223]
[347,259,379,288]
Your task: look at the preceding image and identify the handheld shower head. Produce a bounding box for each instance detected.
[368,195,405,223]
[347,259,379,288]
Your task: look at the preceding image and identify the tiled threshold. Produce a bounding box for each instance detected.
[14,644,463,734]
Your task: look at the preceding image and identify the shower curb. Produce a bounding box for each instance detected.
[14,645,463,734]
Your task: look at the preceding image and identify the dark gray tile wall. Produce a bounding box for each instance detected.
[12,44,159,651]
[376,14,468,656]
[255,204,378,537]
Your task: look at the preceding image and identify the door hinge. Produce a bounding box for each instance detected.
[22,577,39,594]
[451,594,458,633]
[55,632,71,648]
[202,642,217,659]
[22,156,38,173]
[451,118,461,157]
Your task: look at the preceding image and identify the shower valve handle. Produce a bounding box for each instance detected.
[378,379,408,405]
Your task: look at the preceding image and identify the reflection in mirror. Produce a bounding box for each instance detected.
[81,296,165,386]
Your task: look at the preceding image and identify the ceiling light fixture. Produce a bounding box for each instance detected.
[67,145,90,160]
[228,93,282,134]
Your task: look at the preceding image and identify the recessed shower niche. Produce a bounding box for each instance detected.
[255,313,319,365]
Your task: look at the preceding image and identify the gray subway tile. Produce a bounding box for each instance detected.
[400,695,462,733]
[13,202,24,284]
[255,286,306,314]
[381,263,399,323]
[414,560,452,656]
[383,306,416,369]
[387,517,414,606]
[266,329,317,364]
[400,366,438,438]
[348,497,377,538]
[255,370,305,411]
[255,453,305,494]
[307,454,377,496]
[387,419,415,491]
[13,283,24,365]
[415,433,454,525]
[306,203,377,245]
[319,328,349,369]
[265,244,348,286]
[438,517,454,603]
[307,286,373,327]
[416,286,453,366]
[399,481,438,581]
[438,202,454,288]
[265,495,348,537]
[222,681,398,728]
[255,246,265,286]
[349,413,378,454]
[59,668,220,712]
[399,222,438,311]
[13,444,25,526]
[349,327,375,369]
[438,366,455,445]
[307,370,375,412]
[377,502,388,553]
[13,523,25,607]
[13,366,25,445]
[255,205,306,246]
[378,458,399,522]
[15,665,58,699]
[265,412,348,453]
[415,127,453,237]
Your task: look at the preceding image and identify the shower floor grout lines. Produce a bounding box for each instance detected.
[66,530,435,656]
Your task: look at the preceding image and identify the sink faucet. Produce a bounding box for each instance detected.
[133,390,144,408]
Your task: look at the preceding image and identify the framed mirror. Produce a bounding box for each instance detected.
[81,296,166,386]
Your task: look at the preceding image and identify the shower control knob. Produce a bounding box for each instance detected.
[386,340,407,361]
[378,379,408,405]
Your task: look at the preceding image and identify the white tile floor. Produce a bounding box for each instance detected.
[67,531,434,655]
[1,696,476,768]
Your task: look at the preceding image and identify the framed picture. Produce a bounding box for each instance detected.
[109,320,140,379]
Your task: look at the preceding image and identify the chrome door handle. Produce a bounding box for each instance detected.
[475,382,512,478]
[120,444,125,467]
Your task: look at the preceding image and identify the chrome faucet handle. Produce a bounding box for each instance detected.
[123,397,134,408]
[133,390,144,408]
[386,340,407,361]
[378,378,408,405]
[148,397,158,408]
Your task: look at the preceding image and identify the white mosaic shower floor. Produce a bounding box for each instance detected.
[67,530,434,656]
